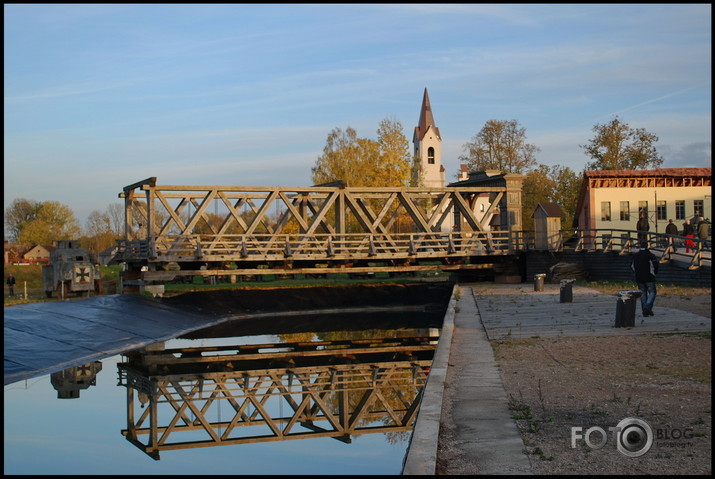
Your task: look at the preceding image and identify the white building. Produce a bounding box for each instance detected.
[574,168,712,234]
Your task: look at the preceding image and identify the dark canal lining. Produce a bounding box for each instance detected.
[4,282,452,475]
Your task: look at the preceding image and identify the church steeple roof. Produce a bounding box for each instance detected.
[414,88,440,141]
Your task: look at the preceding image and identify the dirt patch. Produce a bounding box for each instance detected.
[437,291,712,475]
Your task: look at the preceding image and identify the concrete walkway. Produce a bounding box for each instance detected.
[403,285,532,474]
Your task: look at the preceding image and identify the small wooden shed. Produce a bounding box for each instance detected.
[532,202,564,251]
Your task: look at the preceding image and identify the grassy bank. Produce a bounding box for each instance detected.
[3,264,451,305]
[577,279,711,296]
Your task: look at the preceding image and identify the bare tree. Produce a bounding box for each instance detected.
[106,203,124,237]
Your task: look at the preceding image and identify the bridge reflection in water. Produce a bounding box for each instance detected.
[117,329,438,460]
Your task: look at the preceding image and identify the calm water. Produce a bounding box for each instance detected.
[4,322,438,475]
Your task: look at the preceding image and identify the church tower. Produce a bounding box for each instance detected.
[413,88,445,187]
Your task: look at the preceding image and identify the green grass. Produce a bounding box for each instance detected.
[164,270,449,292]
[4,263,450,303]
[4,264,123,305]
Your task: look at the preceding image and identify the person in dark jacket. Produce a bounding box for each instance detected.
[665,219,678,251]
[636,214,649,246]
[631,241,658,317]
[6,273,16,297]
[683,219,695,253]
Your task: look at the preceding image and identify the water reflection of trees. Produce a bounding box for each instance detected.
[118,328,437,460]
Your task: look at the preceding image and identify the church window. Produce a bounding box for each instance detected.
[427,147,435,164]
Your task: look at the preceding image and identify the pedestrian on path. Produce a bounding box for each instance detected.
[636,214,649,246]
[683,219,695,253]
[631,241,658,317]
[6,273,16,297]
[697,217,710,247]
[665,219,678,251]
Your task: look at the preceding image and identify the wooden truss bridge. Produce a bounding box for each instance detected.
[115,177,525,284]
[118,334,436,459]
[113,177,709,288]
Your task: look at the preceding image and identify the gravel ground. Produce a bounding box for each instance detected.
[437,289,711,475]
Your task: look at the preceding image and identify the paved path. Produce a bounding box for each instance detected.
[473,283,711,339]
[403,285,533,475]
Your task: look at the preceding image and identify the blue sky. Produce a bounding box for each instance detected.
[4,4,711,230]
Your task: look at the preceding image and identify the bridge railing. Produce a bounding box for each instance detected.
[144,230,513,263]
[513,227,710,270]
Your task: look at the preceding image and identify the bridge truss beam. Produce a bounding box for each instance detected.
[116,178,524,279]
[118,336,436,459]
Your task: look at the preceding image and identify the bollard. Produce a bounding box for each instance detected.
[559,278,576,303]
[615,290,642,328]
[615,289,641,328]
[615,291,633,327]
[534,273,546,292]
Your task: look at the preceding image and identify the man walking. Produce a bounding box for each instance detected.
[665,219,678,251]
[631,241,658,317]
[697,217,709,247]
[636,214,649,246]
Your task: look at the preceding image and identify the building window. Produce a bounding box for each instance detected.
[638,201,648,218]
[601,201,611,221]
[675,200,685,220]
[620,201,630,221]
[657,200,667,221]
[427,147,435,164]
[694,200,704,218]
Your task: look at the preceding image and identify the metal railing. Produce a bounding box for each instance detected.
[514,228,710,270]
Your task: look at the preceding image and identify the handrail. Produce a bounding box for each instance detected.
[514,227,710,270]
[114,227,710,271]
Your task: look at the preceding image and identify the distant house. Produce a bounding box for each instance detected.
[449,169,525,232]
[22,244,55,264]
[98,245,118,266]
[4,241,22,265]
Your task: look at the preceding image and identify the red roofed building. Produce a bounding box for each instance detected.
[573,168,711,235]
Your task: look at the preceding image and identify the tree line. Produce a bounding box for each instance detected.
[5,115,664,254]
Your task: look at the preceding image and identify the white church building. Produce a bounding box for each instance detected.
[412,88,523,233]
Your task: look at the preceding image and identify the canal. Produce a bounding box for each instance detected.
[4,283,451,475]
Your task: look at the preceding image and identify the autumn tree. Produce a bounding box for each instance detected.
[521,164,580,231]
[580,116,664,170]
[375,118,413,187]
[6,199,81,246]
[4,198,39,242]
[552,165,582,228]
[311,118,412,187]
[459,119,539,174]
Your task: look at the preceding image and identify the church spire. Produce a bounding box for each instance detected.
[416,88,440,141]
[413,88,444,188]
